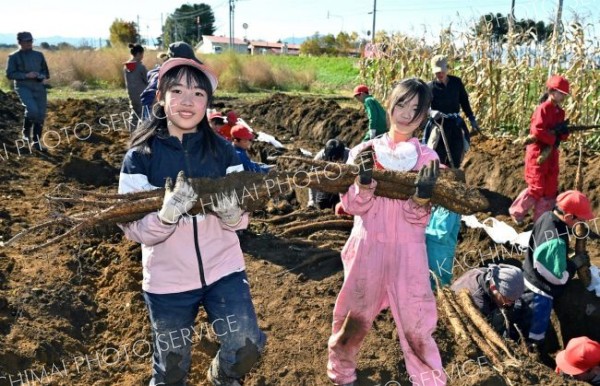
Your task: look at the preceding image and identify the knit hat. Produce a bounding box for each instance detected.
[489,264,524,301]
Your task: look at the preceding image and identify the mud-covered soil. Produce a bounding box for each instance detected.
[0,90,597,385]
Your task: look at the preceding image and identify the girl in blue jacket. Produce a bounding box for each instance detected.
[119,57,265,386]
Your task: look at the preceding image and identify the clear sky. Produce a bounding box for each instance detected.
[3,0,598,45]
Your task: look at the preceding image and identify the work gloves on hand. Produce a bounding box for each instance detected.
[429,109,443,120]
[571,252,590,270]
[468,115,481,133]
[414,159,440,200]
[553,119,570,136]
[158,171,198,224]
[355,146,375,185]
[211,191,244,226]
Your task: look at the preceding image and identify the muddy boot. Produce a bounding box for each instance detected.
[32,122,46,152]
[206,359,242,386]
[22,118,33,141]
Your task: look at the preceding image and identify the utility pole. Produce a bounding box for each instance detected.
[371,0,377,42]
[137,15,140,43]
[552,0,564,40]
[229,0,236,50]
[196,16,201,43]
[550,0,564,75]
[508,0,516,35]
[161,13,164,49]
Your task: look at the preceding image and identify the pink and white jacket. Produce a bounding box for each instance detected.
[118,130,248,294]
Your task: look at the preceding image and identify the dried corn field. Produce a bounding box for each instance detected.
[361,24,600,146]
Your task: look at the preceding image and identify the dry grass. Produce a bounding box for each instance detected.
[0,47,162,90]
[0,48,315,93]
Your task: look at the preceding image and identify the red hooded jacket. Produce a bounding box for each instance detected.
[524,99,569,198]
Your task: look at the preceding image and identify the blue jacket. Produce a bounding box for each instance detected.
[6,49,49,87]
[426,206,461,286]
[234,146,270,174]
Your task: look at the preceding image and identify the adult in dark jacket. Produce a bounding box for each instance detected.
[123,43,148,131]
[451,264,525,337]
[424,55,479,167]
[5,32,50,148]
[521,190,594,350]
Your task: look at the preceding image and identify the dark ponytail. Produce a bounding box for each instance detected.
[538,92,549,104]
[129,43,144,56]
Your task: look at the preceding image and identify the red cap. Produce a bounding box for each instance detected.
[546,75,570,95]
[556,337,600,376]
[231,124,254,140]
[353,84,369,96]
[208,111,223,120]
[556,190,594,221]
[158,58,218,92]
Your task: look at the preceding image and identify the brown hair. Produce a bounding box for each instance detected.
[387,78,432,125]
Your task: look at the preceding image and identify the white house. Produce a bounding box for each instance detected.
[196,35,248,54]
[248,41,300,56]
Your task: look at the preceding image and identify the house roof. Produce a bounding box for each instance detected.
[201,35,247,45]
[249,41,300,50]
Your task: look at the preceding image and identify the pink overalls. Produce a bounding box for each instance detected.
[327,136,446,386]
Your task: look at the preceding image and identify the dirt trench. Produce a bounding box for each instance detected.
[0,90,597,385]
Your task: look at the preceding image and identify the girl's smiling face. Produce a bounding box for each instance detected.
[389,94,422,141]
[160,74,209,139]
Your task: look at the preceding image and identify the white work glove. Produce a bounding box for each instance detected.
[307,200,315,209]
[429,109,442,120]
[158,171,198,224]
[211,190,244,226]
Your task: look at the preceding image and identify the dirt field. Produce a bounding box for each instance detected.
[0,90,598,386]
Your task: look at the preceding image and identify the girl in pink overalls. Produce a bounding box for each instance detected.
[327,78,446,386]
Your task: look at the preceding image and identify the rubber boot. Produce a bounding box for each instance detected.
[32,122,46,152]
[22,118,33,141]
[206,359,242,386]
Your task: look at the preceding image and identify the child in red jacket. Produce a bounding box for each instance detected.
[509,75,570,224]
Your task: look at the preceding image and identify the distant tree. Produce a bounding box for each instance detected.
[109,18,139,46]
[300,32,361,56]
[474,13,508,42]
[474,13,553,43]
[300,33,323,56]
[163,3,216,47]
[40,42,51,50]
[335,32,353,54]
[57,42,75,50]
